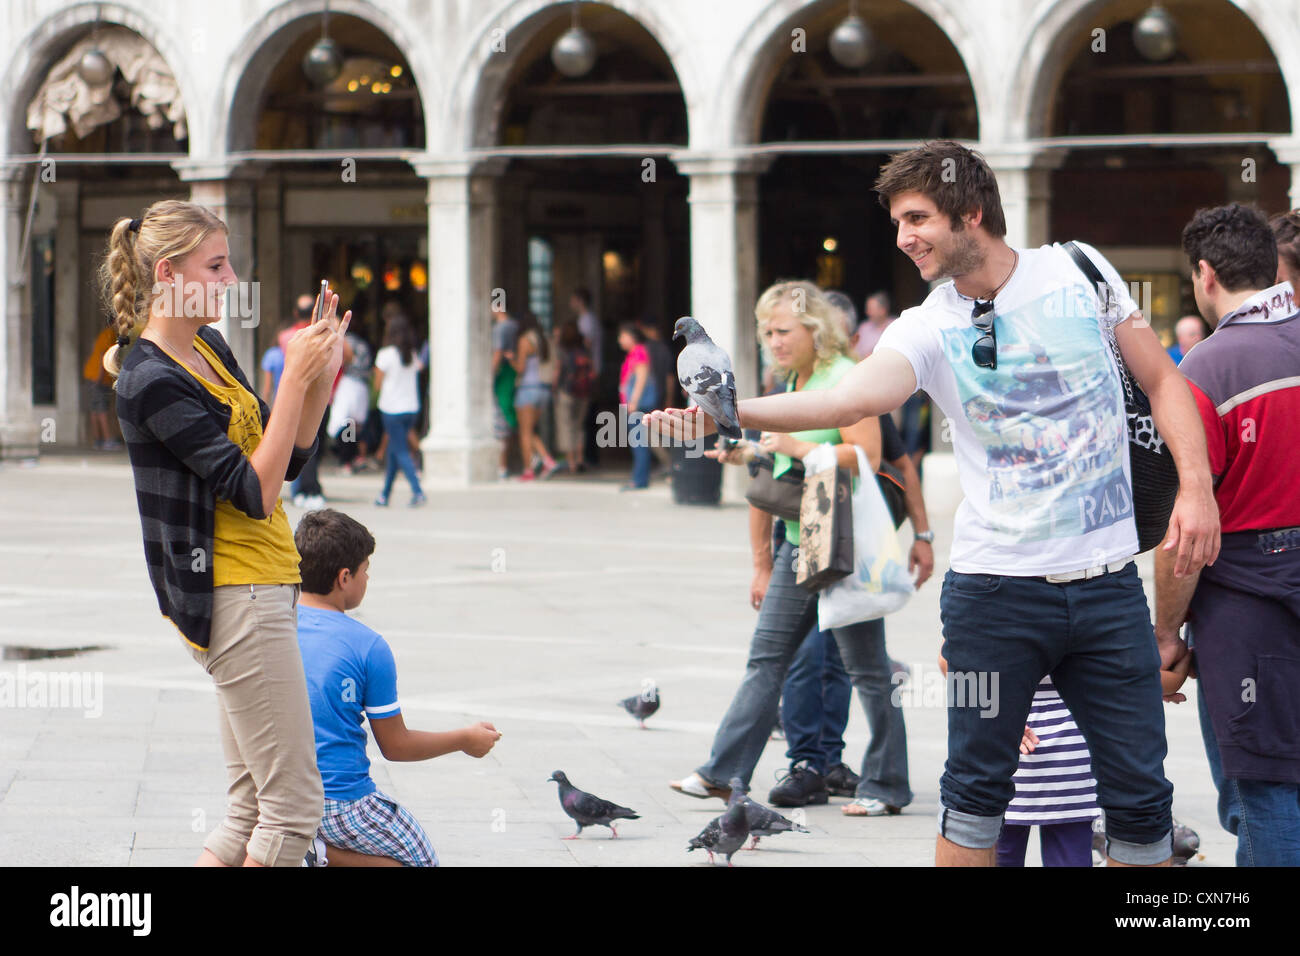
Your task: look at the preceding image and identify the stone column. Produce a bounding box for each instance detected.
[172,160,258,377]
[1268,137,1300,211]
[410,155,508,484]
[50,179,81,446]
[979,146,1065,250]
[0,167,41,460]
[670,152,769,500]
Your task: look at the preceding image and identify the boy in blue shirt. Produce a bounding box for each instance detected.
[294,509,501,866]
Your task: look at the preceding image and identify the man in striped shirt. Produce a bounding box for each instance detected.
[1156,203,1300,866]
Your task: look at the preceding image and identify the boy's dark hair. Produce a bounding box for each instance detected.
[1269,210,1300,279]
[1181,203,1277,292]
[874,141,1007,238]
[295,509,376,594]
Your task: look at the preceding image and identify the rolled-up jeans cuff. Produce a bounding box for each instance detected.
[1105,831,1172,866]
[937,806,1003,848]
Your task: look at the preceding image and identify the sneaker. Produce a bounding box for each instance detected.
[302,835,329,867]
[539,458,560,480]
[304,495,327,511]
[497,468,509,481]
[768,762,829,808]
[409,493,427,508]
[518,470,536,482]
[824,762,861,797]
[374,494,389,507]
[292,494,306,508]
[841,797,902,816]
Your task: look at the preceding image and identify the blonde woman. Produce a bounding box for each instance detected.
[103,200,348,867]
[669,281,912,815]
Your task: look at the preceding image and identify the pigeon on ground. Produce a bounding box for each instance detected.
[618,682,660,729]
[673,317,741,439]
[687,788,751,866]
[727,777,809,850]
[548,771,640,840]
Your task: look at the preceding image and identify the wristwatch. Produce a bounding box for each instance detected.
[914,531,935,543]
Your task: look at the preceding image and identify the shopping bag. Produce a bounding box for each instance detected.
[817,445,914,629]
[795,443,854,591]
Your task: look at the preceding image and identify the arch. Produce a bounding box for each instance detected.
[215,0,437,155]
[0,1,201,155]
[448,0,701,154]
[714,0,988,150]
[1005,0,1299,142]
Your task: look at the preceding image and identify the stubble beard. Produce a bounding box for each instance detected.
[935,227,986,282]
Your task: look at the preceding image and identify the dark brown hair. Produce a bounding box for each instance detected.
[1182,203,1276,293]
[1269,210,1300,280]
[874,141,1007,238]
[295,509,376,594]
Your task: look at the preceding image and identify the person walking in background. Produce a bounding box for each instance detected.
[83,322,122,450]
[260,316,296,407]
[853,291,896,359]
[105,200,347,867]
[285,292,333,510]
[491,300,520,479]
[513,310,559,481]
[572,287,603,469]
[373,313,425,507]
[1166,315,1208,365]
[617,322,658,491]
[553,320,595,474]
[330,325,374,473]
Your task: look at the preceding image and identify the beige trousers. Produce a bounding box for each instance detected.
[184,583,323,867]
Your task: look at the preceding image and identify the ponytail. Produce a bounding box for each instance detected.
[99,217,145,377]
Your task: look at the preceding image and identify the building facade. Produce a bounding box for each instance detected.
[2,0,1298,480]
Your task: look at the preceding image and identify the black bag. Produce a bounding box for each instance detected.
[876,460,907,530]
[745,454,804,522]
[1064,242,1180,553]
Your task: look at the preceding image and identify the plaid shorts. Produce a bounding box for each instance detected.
[319,790,438,867]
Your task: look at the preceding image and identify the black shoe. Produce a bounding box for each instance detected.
[768,762,829,808]
[823,762,861,797]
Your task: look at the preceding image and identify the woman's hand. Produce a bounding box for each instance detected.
[314,291,352,386]
[283,322,336,387]
[705,443,752,466]
[759,432,806,458]
[750,564,772,610]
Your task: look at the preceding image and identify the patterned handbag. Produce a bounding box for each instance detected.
[1064,242,1180,553]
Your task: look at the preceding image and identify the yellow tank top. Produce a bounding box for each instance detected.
[182,335,301,587]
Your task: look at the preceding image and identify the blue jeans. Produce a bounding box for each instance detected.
[782,626,850,774]
[625,384,659,488]
[937,563,1173,864]
[380,411,422,499]
[1197,670,1300,866]
[697,540,911,806]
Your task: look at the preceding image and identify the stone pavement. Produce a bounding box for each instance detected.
[0,451,1232,866]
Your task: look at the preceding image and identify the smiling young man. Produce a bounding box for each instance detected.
[646,141,1220,867]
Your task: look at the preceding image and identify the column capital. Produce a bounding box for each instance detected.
[408,153,509,180]
[669,150,773,179]
[1268,136,1300,166]
[975,143,1067,172]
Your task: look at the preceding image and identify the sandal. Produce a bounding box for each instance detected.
[842,797,902,816]
[669,772,731,801]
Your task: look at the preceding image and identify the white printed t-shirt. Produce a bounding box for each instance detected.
[877,242,1140,576]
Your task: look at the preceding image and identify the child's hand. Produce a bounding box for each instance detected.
[1019,725,1039,755]
[462,721,502,758]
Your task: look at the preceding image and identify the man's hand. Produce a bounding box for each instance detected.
[1019,725,1039,755]
[1163,483,1220,577]
[461,721,502,758]
[643,406,716,443]
[909,539,934,588]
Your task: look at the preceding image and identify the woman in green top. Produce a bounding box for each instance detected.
[670,281,913,815]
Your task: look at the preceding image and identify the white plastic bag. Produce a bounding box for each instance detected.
[816,445,914,629]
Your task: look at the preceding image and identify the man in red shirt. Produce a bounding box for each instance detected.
[1156,203,1300,866]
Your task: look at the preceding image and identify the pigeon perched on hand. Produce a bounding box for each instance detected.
[687,788,750,866]
[548,771,640,840]
[673,317,741,439]
[618,681,660,729]
[727,777,809,850]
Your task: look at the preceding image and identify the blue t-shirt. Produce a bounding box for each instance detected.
[261,346,285,402]
[296,604,402,801]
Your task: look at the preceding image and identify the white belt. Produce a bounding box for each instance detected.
[1043,559,1132,584]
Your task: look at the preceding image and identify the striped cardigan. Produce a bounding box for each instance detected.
[114,325,316,650]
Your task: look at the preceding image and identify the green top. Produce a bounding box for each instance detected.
[774,354,858,542]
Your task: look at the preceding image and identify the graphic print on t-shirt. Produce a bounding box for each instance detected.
[938,287,1129,542]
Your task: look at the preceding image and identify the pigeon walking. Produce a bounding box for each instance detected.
[687,788,750,866]
[673,317,741,439]
[618,682,660,729]
[727,777,808,850]
[548,771,640,840]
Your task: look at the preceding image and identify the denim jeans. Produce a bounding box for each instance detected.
[782,626,850,774]
[1197,671,1300,865]
[697,540,911,806]
[380,411,423,499]
[937,563,1173,864]
[625,384,659,488]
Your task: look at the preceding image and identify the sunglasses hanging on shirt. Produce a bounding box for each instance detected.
[970,298,997,369]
